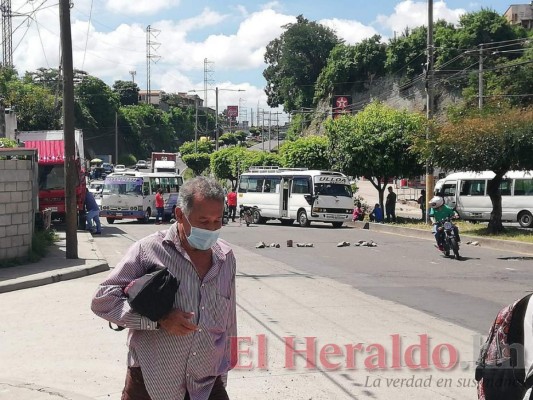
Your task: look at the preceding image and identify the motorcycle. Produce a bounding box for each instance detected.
[434,216,461,259]
[239,205,257,227]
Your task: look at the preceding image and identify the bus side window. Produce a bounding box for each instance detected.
[238,177,248,193]
[499,179,512,196]
[514,179,533,196]
[442,184,456,196]
[292,178,310,194]
[461,180,485,196]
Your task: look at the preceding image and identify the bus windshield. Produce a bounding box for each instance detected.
[103,177,143,196]
[314,183,352,197]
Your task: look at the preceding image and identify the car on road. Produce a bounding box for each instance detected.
[136,160,148,169]
[114,164,127,173]
[102,163,114,174]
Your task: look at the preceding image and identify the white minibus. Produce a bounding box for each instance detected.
[434,171,533,228]
[237,167,353,228]
[100,172,183,223]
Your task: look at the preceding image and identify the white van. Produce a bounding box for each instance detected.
[434,171,533,228]
[237,167,353,228]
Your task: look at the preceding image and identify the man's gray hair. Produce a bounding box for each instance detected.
[179,176,225,215]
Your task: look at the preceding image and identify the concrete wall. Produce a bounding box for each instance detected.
[0,150,37,261]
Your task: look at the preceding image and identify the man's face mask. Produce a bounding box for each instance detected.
[183,214,220,250]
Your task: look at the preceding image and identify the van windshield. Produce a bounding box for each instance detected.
[314,183,352,197]
[103,177,143,196]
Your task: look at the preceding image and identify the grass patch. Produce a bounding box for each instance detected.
[392,217,533,244]
[0,229,59,268]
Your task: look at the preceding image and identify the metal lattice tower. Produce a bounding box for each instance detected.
[1,0,12,67]
[146,25,161,104]
[203,58,214,108]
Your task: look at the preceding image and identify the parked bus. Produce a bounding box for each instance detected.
[434,171,533,228]
[100,172,183,224]
[237,167,353,228]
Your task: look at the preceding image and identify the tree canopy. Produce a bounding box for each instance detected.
[278,135,331,170]
[416,108,533,232]
[325,102,425,209]
[263,15,340,112]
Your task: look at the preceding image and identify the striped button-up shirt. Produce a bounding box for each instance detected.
[91,226,237,400]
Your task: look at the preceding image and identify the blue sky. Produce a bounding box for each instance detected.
[12,1,514,122]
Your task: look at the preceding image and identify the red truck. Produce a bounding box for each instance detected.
[151,151,178,173]
[19,130,87,228]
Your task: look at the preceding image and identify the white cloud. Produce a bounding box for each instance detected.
[105,0,181,16]
[320,18,380,44]
[154,9,294,72]
[376,0,465,35]
[177,8,228,32]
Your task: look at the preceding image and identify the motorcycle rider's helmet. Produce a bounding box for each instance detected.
[429,196,444,208]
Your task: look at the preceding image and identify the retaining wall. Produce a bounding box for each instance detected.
[0,149,38,260]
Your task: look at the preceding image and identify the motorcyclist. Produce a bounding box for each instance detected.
[429,196,460,251]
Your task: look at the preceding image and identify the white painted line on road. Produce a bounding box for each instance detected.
[506,267,517,271]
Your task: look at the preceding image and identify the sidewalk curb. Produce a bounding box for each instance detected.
[0,378,97,400]
[0,261,109,294]
[348,221,533,255]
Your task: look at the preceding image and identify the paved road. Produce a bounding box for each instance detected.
[100,219,530,334]
[2,220,531,399]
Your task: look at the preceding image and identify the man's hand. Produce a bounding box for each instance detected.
[159,310,198,336]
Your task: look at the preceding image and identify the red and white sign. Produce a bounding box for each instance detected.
[332,95,352,119]
[227,105,239,117]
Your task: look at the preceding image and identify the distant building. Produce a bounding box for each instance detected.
[138,89,166,105]
[504,3,533,29]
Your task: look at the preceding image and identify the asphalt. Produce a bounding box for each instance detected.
[1,182,532,399]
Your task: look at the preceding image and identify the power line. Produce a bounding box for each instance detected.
[81,0,93,70]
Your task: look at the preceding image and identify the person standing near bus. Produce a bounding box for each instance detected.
[155,188,164,225]
[385,186,397,223]
[227,188,237,222]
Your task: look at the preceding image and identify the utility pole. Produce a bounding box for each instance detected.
[129,70,136,83]
[115,112,118,164]
[194,97,198,152]
[59,0,77,259]
[262,111,265,152]
[424,0,434,224]
[215,87,219,151]
[268,110,272,152]
[479,44,484,109]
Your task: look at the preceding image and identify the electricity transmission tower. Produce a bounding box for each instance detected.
[203,58,214,134]
[146,25,161,104]
[1,0,12,67]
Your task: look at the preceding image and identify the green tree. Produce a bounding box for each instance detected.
[181,153,211,176]
[279,135,330,170]
[263,15,340,112]
[210,147,248,189]
[314,35,387,101]
[179,140,213,156]
[119,103,175,159]
[385,26,426,82]
[0,138,17,148]
[113,80,140,106]
[5,79,60,130]
[168,106,196,146]
[234,130,247,142]
[219,133,238,147]
[325,102,425,210]
[416,108,533,233]
[75,75,120,154]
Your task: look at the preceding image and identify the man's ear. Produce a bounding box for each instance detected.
[175,207,184,222]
